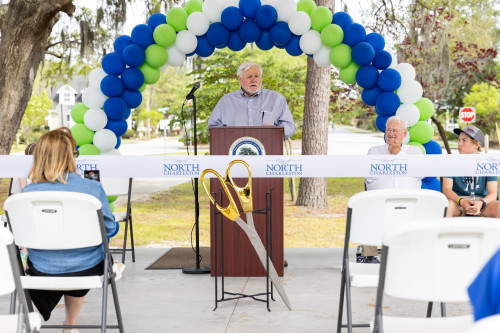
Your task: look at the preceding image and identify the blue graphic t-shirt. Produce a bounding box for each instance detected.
[444,176,498,197]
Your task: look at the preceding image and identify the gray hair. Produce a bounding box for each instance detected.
[237,62,263,78]
[386,115,408,129]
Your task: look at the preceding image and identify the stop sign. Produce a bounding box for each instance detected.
[459,107,476,123]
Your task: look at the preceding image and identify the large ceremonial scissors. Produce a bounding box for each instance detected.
[200,160,292,311]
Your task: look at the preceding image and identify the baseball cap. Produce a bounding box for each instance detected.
[454,125,484,146]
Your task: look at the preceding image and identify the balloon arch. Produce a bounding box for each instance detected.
[70,0,442,191]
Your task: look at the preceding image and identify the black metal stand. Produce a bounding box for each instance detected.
[183,95,210,275]
[212,189,274,311]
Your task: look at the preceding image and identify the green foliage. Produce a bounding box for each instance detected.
[18,92,52,145]
[463,82,500,135]
[122,129,135,139]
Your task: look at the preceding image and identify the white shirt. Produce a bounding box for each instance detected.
[365,144,423,190]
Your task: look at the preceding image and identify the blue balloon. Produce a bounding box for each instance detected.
[356,65,379,89]
[102,53,125,76]
[421,182,428,189]
[131,24,154,48]
[195,36,215,57]
[221,6,244,31]
[365,32,385,52]
[238,19,262,43]
[207,22,229,48]
[255,30,273,50]
[122,44,146,67]
[352,42,375,66]
[148,13,166,31]
[332,12,352,29]
[423,177,441,191]
[342,23,366,47]
[373,50,392,70]
[256,5,277,29]
[121,90,143,108]
[378,68,401,92]
[375,105,382,115]
[239,0,261,19]
[274,43,285,49]
[114,35,133,55]
[104,97,127,120]
[115,136,121,149]
[121,68,144,91]
[376,114,391,132]
[285,35,302,56]
[105,118,128,137]
[423,140,442,155]
[124,108,132,119]
[376,92,400,116]
[361,86,382,106]
[186,50,196,57]
[227,31,246,51]
[100,75,124,97]
[270,21,292,46]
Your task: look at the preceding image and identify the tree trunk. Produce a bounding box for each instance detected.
[296,0,334,208]
[431,115,452,154]
[0,0,75,155]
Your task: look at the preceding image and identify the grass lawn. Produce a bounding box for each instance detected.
[0,177,365,248]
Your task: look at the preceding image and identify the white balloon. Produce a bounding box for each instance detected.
[202,0,224,23]
[89,68,107,87]
[396,103,420,127]
[82,86,108,109]
[92,129,117,152]
[299,30,322,55]
[261,0,277,7]
[402,131,410,144]
[288,11,311,35]
[313,45,332,67]
[397,80,423,104]
[275,0,297,22]
[84,108,108,131]
[175,30,198,54]
[221,0,239,9]
[166,45,185,66]
[101,148,121,155]
[187,12,210,36]
[395,63,416,82]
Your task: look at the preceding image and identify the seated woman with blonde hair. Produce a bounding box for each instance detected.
[22,127,119,332]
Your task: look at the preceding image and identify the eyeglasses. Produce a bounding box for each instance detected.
[385,128,404,133]
[74,150,79,158]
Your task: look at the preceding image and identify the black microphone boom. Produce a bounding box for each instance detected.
[186,82,201,99]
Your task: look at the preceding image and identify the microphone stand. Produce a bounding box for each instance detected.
[183,94,210,275]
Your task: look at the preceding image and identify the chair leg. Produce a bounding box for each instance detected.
[129,215,135,262]
[336,262,347,333]
[426,302,433,317]
[440,302,446,317]
[121,219,128,264]
[101,258,110,333]
[109,271,125,332]
[344,259,353,333]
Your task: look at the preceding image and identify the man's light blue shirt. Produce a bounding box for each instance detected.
[22,172,116,274]
[208,89,296,139]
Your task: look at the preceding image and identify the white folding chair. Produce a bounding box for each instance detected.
[2,178,21,228]
[373,218,500,333]
[101,178,135,263]
[465,314,500,333]
[337,189,449,333]
[0,227,41,333]
[4,191,125,332]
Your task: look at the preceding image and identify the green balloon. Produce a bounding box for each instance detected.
[153,24,177,47]
[110,202,115,212]
[339,62,361,84]
[184,0,203,15]
[107,195,118,203]
[310,6,332,32]
[166,7,188,32]
[71,124,94,146]
[415,97,435,121]
[71,103,88,124]
[139,83,147,92]
[139,63,161,84]
[145,44,168,68]
[321,24,344,47]
[78,143,100,156]
[297,0,316,14]
[407,141,426,154]
[409,121,434,144]
[330,44,352,68]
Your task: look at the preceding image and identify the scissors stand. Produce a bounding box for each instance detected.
[212,190,275,312]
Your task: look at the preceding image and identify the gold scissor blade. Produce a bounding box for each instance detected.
[200,168,240,221]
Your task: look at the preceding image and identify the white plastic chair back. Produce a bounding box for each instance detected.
[348,189,448,246]
[4,191,103,250]
[101,178,129,196]
[465,314,500,333]
[0,227,15,296]
[383,218,500,303]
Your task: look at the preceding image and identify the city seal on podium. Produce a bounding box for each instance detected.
[228,137,266,155]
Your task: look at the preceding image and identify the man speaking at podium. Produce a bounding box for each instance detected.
[208,61,296,139]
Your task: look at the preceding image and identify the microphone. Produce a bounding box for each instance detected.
[186,82,201,99]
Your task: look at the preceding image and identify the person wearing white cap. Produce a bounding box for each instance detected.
[442,125,500,217]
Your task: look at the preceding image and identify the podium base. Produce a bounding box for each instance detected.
[182,266,211,274]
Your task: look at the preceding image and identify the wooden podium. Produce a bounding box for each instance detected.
[209,126,284,277]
